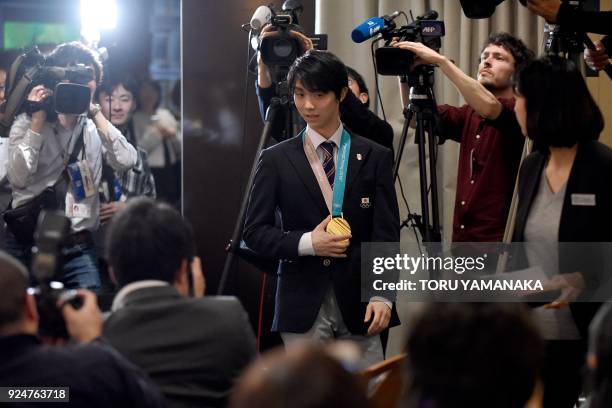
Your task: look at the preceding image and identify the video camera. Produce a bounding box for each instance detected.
[0,46,93,137]
[259,6,303,67]
[28,210,83,340]
[251,1,327,70]
[376,11,445,76]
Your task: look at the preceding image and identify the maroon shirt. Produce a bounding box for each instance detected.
[438,98,524,242]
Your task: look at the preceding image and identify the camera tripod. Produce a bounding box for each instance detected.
[217,76,300,294]
[393,65,442,243]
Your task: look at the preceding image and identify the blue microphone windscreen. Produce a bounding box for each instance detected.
[351,17,385,43]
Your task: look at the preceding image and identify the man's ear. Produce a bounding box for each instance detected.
[587,353,597,370]
[358,92,369,104]
[25,293,39,324]
[339,87,349,103]
[173,259,190,296]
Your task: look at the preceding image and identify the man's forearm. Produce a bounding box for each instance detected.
[438,57,502,119]
[258,63,272,88]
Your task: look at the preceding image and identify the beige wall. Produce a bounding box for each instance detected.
[586,0,612,148]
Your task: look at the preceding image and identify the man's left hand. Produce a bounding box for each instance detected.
[60,289,103,343]
[391,41,445,67]
[364,301,391,336]
[100,201,125,223]
[584,41,610,71]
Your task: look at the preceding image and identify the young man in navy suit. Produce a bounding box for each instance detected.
[244,50,400,364]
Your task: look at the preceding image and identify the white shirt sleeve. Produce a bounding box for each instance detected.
[297,232,316,256]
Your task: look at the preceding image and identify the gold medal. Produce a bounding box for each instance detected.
[326,216,351,236]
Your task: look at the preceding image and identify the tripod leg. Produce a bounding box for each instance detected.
[415,113,431,243]
[426,119,442,242]
[217,99,283,295]
[393,108,414,180]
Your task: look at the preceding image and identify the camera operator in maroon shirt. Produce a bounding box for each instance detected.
[395,33,534,242]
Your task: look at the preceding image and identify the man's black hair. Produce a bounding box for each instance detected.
[0,252,29,332]
[346,66,369,108]
[231,344,369,408]
[95,73,140,109]
[481,32,534,68]
[514,55,604,148]
[287,50,348,100]
[106,198,195,287]
[405,303,544,408]
[46,41,103,85]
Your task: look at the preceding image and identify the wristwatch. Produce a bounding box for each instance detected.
[88,103,102,119]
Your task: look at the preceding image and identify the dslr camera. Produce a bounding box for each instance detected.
[376,11,445,76]
[28,210,83,340]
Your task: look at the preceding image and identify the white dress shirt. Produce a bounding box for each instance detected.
[298,123,343,256]
[7,113,137,232]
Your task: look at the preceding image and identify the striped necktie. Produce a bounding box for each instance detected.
[320,141,335,188]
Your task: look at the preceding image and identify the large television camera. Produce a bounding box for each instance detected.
[259,7,303,67]
[375,11,445,76]
[28,210,83,340]
[0,46,93,137]
[251,1,327,70]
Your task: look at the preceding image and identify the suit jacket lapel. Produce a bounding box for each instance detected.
[515,152,546,241]
[283,136,329,217]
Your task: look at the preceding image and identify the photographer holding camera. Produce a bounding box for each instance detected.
[5,42,137,291]
[0,251,164,407]
[393,33,534,242]
[527,0,610,74]
[527,0,612,35]
[256,24,394,151]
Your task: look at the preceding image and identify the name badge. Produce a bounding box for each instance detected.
[67,159,95,202]
[571,193,596,206]
[65,193,92,219]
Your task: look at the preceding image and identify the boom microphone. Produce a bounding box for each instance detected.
[351,11,400,43]
[250,5,272,31]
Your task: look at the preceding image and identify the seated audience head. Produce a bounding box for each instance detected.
[513,55,604,148]
[96,75,139,128]
[587,302,612,408]
[230,343,369,408]
[0,252,37,336]
[404,303,544,408]
[106,198,195,293]
[346,66,369,107]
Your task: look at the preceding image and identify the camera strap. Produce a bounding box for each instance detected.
[66,124,86,165]
[54,124,86,209]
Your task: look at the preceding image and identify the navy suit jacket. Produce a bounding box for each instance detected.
[243,130,400,334]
